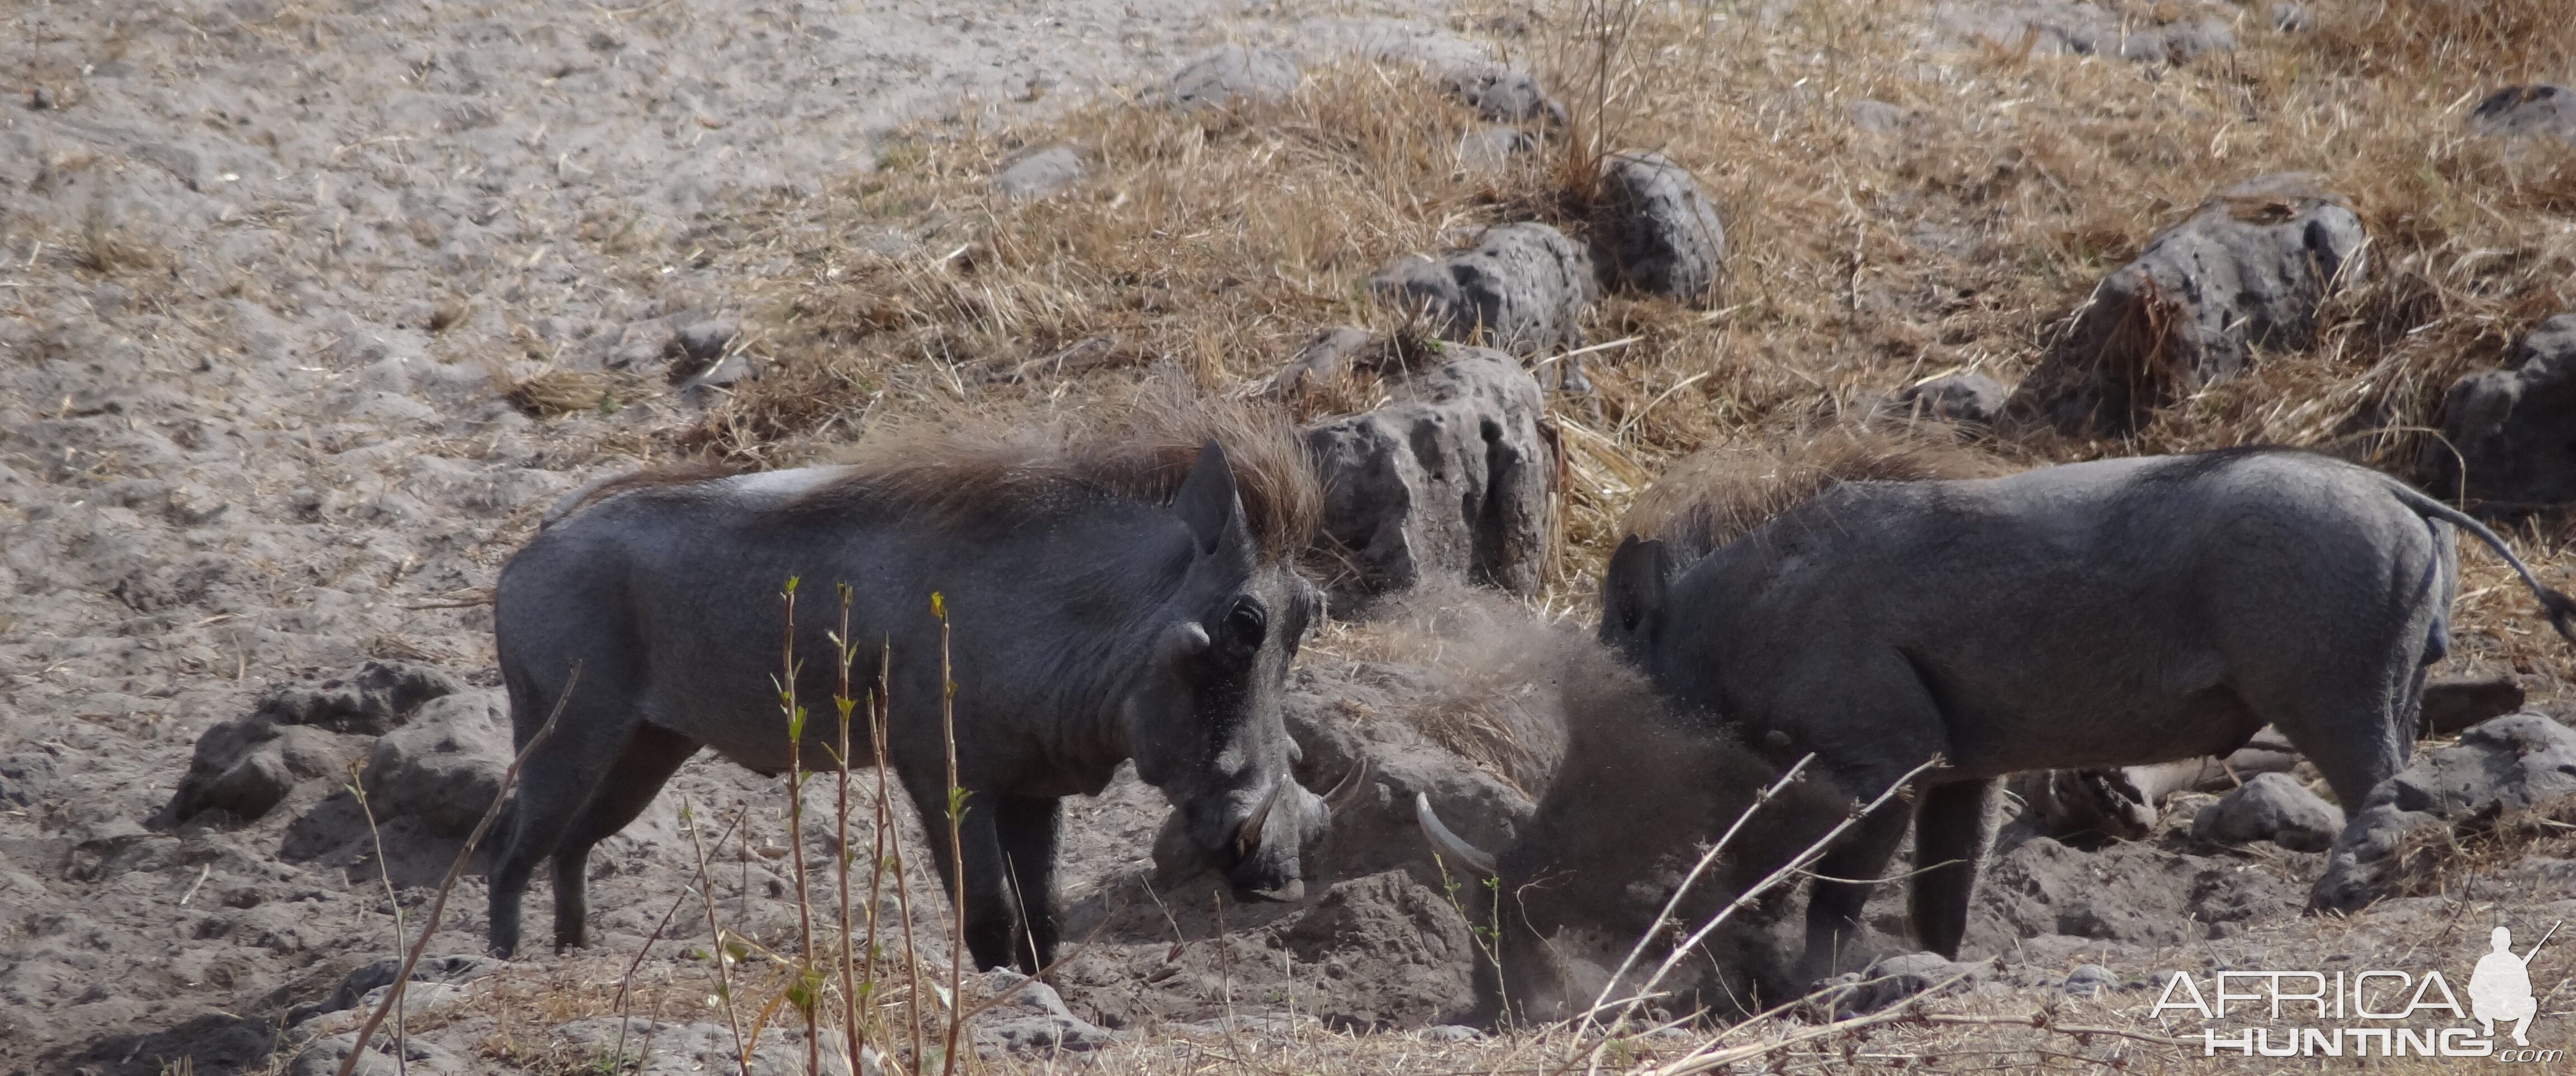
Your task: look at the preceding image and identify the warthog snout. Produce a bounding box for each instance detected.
[1154,758,1371,902]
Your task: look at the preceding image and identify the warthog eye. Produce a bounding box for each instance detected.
[1226,597,1267,648]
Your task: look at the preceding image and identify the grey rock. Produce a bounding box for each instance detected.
[2062,963,2118,997]
[1590,151,1726,306]
[2422,675,2526,737]
[1887,372,2007,425]
[1418,1024,1486,1042]
[322,954,508,1013]
[1266,326,1392,396]
[2191,772,2344,853]
[671,318,739,363]
[1441,64,1564,126]
[2012,173,2365,435]
[362,692,511,837]
[993,144,1087,202]
[1839,952,1988,1014]
[1847,98,1918,135]
[1169,46,1298,110]
[554,1017,864,1076]
[287,1033,467,1076]
[967,969,1110,1053]
[2314,713,2576,911]
[1370,223,1595,355]
[2268,2,2310,31]
[2433,315,2576,506]
[1455,125,1537,176]
[2469,86,2576,144]
[1303,349,1556,609]
[170,662,457,824]
[1930,1,2234,64]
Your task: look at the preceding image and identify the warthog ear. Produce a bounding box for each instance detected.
[1173,438,1250,556]
[1602,535,1674,641]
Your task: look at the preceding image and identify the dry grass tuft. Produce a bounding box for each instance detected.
[498,368,627,418]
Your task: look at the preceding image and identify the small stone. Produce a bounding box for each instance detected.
[1455,125,1536,176]
[968,970,1111,1053]
[362,692,510,838]
[1418,1024,1486,1042]
[287,1034,466,1076]
[30,86,56,110]
[1265,326,1391,395]
[1589,151,1726,306]
[2193,772,2343,852]
[1887,372,2007,425]
[1847,99,1915,134]
[673,318,739,364]
[1369,222,1595,356]
[1441,64,1564,126]
[993,144,1087,202]
[2062,963,2118,997]
[2433,315,2576,505]
[1169,46,1298,111]
[2468,86,2576,144]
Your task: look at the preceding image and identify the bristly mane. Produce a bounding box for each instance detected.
[543,461,748,528]
[793,393,1322,561]
[1622,430,2005,560]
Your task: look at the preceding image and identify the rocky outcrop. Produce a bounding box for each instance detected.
[2469,85,2576,144]
[2433,315,2576,507]
[2312,713,2576,912]
[1370,224,1595,357]
[1168,46,1299,110]
[1885,372,2007,425]
[360,692,513,838]
[1303,350,1556,610]
[993,144,1088,202]
[2012,173,2365,435]
[168,661,462,824]
[2190,772,2343,853]
[1930,1,2235,64]
[1589,151,1726,305]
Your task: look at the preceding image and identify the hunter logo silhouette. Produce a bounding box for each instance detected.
[2470,923,2555,1047]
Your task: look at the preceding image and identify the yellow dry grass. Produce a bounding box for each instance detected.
[679,0,2576,671]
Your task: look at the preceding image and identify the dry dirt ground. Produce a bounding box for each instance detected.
[8,0,2576,1073]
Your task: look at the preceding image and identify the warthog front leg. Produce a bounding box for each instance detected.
[908,778,1034,974]
[993,794,1064,974]
[1800,795,1912,984]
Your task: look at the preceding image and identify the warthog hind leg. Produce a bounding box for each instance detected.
[1909,778,1995,959]
[549,723,700,950]
[995,794,1064,973]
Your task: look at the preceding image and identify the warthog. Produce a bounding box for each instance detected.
[1596,447,2576,980]
[1414,642,1850,1025]
[488,408,1359,971]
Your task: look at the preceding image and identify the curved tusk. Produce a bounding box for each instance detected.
[1319,757,1373,814]
[1414,792,1497,875]
[1233,779,1286,858]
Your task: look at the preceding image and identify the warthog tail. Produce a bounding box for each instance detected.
[2384,481,2576,645]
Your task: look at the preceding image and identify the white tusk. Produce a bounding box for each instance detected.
[1414,792,1497,875]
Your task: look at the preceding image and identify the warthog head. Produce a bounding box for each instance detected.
[1599,535,1678,669]
[1132,442,1363,903]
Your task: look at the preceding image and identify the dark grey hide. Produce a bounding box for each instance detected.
[488,442,1328,971]
[1600,448,2576,981]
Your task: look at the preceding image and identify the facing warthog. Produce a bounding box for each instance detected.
[1599,446,2576,983]
[488,406,1355,971]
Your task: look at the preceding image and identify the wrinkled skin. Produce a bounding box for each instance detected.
[488,442,1328,971]
[1600,449,2576,984]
